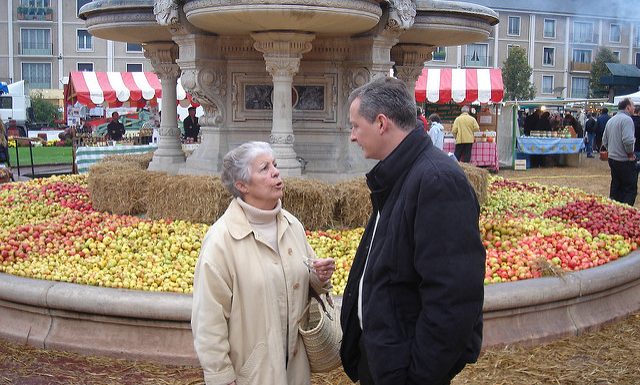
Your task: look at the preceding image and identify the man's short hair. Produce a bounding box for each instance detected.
[601,107,608,114]
[348,77,416,132]
[111,112,118,118]
[617,98,633,111]
[188,106,196,112]
[461,105,470,113]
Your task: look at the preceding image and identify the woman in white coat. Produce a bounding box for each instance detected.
[191,141,335,385]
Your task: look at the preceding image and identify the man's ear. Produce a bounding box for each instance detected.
[377,114,388,133]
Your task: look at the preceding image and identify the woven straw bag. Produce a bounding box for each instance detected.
[298,290,342,373]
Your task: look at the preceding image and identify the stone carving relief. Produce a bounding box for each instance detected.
[143,44,180,80]
[154,0,180,26]
[387,0,417,32]
[180,68,227,126]
[269,134,295,144]
[342,67,370,101]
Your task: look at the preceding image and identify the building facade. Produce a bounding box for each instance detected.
[427,0,640,99]
[0,0,151,90]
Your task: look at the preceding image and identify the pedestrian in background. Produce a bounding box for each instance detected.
[595,107,611,152]
[341,76,485,385]
[585,113,597,158]
[105,112,125,141]
[632,105,640,164]
[428,113,445,150]
[602,98,637,206]
[451,105,479,162]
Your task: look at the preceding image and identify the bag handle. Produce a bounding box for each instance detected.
[297,287,335,325]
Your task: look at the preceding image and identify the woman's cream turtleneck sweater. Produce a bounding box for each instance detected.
[236,197,281,253]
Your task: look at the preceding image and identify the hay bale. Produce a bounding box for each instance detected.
[459,162,489,206]
[88,168,165,215]
[282,178,336,230]
[88,160,142,176]
[102,152,155,169]
[146,175,231,224]
[333,178,371,229]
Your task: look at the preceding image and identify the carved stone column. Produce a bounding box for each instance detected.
[391,43,434,99]
[173,34,228,175]
[144,42,185,174]
[252,32,315,177]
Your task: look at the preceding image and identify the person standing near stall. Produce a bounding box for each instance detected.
[595,108,611,152]
[183,106,201,142]
[451,105,479,162]
[106,112,125,141]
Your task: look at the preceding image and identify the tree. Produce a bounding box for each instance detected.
[502,46,536,101]
[30,92,59,127]
[589,47,619,98]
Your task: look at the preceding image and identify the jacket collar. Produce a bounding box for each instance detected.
[366,128,429,209]
[225,198,294,241]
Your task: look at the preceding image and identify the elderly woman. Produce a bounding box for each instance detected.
[192,141,335,385]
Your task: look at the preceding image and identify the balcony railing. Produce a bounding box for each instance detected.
[570,32,598,44]
[18,42,53,56]
[16,6,54,21]
[463,55,492,68]
[571,61,592,72]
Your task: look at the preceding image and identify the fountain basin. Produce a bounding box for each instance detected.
[79,0,172,43]
[1,249,639,364]
[183,0,383,36]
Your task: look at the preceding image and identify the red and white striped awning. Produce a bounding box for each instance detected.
[415,68,504,104]
[65,71,196,108]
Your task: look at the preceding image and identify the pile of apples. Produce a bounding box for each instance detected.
[0,174,638,295]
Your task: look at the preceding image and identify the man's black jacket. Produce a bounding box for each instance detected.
[340,129,485,385]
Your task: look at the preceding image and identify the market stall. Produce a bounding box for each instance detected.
[415,68,503,170]
[500,99,607,169]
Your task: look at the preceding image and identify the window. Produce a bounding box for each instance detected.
[20,28,51,55]
[572,49,592,63]
[432,47,446,61]
[507,44,521,54]
[544,19,556,38]
[571,77,589,98]
[0,97,12,109]
[77,29,92,51]
[573,21,594,43]
[609,24,621,43]
[613,51,621,61]
[127,63,143,72]
[20,0,51,6]
[77,62,93,72]
[543,47,555,66]
[126,43,143,53]
[22,63,51,89]
[465,43,489,67]
[542,76,554,94]
[77,0,92,16]
[507,16,521,36]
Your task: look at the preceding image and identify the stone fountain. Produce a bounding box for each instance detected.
[79,0,498,179]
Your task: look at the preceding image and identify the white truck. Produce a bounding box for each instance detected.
[0,80,31,135]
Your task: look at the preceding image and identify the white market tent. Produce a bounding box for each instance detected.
[613,90,640,104]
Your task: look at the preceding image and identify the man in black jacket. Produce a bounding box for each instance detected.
[106,112,125,141]
[340,77,485,385]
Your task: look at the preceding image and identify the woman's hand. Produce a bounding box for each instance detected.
[313,258,335,283]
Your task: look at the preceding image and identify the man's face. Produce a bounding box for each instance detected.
[189,109,196,117]
[349,98,383,160]
[112,113,119,122]
[626,103,635,115]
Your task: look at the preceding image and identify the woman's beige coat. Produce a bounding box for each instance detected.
[192,199,327,385]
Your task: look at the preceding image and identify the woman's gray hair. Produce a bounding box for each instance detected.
[348,76,416,132]
[221,141,274,198]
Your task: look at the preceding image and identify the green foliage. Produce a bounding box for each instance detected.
[502,46,536,101]
[30,92,59,126]
[589,48,619,98]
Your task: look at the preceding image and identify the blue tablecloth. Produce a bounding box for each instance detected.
[516,137,585,155]
[75,144,157,173]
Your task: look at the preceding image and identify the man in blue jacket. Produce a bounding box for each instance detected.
[340,76,485,385]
